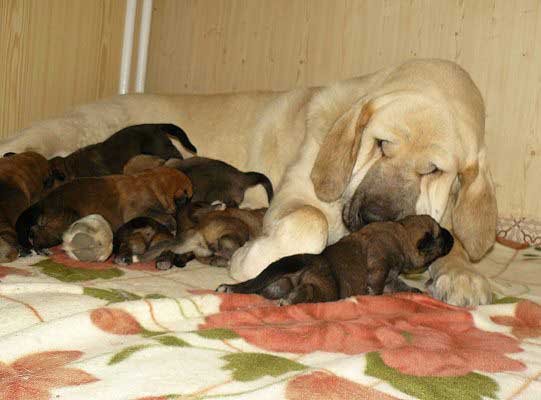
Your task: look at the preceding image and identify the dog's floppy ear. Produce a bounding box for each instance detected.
[310,100,373,202]
[452,147,497,261]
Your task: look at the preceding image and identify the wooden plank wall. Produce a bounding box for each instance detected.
[0,0,126,137]
[147,0,541,220]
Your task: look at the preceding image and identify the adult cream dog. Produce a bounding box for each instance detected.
[0,59,497,306]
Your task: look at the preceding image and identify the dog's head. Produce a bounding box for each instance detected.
[398,214,454,273]
[26,207,79,249]
[310,59,497,262]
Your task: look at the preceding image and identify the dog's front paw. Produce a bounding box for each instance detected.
[428,267,492,307]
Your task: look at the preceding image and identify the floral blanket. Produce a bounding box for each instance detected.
[0,243,541,400]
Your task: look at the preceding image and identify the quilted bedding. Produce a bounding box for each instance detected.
[0,242,540,400]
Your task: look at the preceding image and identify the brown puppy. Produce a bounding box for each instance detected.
[16,167,192,254]
[112,217,175,265]
[0,152,51,261]
[46,124,197,185]
[217,215,454,305]
[124,155,273,207]
[139,203,267,269]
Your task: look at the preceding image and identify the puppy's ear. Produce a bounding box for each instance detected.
[452,147,497,261]
[310,100,373,202]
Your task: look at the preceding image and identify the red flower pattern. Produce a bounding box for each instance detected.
[0,266,31,279]
[0,350,97,400]
[491,300,541,339]
[201,293,526,377]
[91,308,142,335]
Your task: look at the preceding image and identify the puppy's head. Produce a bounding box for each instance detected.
[398,214,454,273]
[28,208,79,249]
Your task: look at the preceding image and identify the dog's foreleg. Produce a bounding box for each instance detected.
[229,204,329,281]
[428,240,492,306]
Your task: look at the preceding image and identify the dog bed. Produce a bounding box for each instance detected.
[0,242,540,400]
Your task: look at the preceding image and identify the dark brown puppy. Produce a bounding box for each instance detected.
[112,217,175,265]
[0,152,51,261]
[16,167,193,254]
[217,215,454,305]
[139,203,267,269]
[46,124,197,185]
[124,155,273,207]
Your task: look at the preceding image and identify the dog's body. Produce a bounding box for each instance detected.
[16,167,192,252]
[0,152,51,261]
[124,155,274,207]
[218,215,454,304]
[138,204,267,269]
[2,59,497,305]
[47,124,196,184]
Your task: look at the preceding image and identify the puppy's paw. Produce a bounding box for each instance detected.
[277,298,292,307]
[429,267,492,307]
[156,260,172,270]
[36,248,53,256]
[216,284,233,293]
[113,255,132,266]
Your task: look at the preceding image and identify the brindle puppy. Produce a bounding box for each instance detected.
[112,217,175,265]
[217,215,454,305]
[16,167,192,254]
[0,152,51,261]
[124,155,273,207]
[137,204,267,269]
[46,124,197,185]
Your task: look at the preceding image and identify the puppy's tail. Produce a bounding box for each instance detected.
[227,253,316,294]
[15,204,41,251]
[159,124,197,154]
[244,172,274,204]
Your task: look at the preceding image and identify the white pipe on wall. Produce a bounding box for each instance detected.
[135,0,153,93]
[119,0,137,95]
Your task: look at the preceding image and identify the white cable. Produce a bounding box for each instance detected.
[119,0,137,94]
[135,0,153,93]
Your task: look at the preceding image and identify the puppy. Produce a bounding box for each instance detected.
[46,124,197,185]
[124,155,273,207]
[16,166,192,254]
[0,152,51,262]
[217,215,454,305]
[62,214,113,262]
[112,217,175,265]
[139,203,267,269]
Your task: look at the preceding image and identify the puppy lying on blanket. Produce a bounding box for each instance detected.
[47,124,197,184]
[16,167,192,254]
[0,152,51,261]
[124,155,273,207]
[120,203,267,269]
[218,215,454,305]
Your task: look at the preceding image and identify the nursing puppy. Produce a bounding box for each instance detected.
[112,217,175,265]
[0,152,51,261]
[124,155,273,207]
[139,204,267,269]
[46,123,197,185]
[218,215,454,304]
[16,167,192,253]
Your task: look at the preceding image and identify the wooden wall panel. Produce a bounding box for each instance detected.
[0,0,125,138]
[147,0,541,220]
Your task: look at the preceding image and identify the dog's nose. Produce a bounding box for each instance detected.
[440,228,454,255]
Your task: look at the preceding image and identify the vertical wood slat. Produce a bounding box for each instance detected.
[0,0,126,137]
